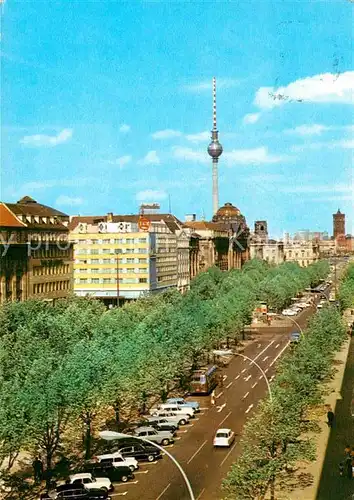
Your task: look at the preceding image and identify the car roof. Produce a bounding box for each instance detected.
[135,426,155,431]
[216,428,231,433]
[70,473,90,479]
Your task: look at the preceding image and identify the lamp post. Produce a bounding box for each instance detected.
[99,431,195,500]
[233,353,273,402]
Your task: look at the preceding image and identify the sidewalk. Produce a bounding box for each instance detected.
[282,336,353,500]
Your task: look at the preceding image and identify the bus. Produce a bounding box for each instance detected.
[190,365,219,395]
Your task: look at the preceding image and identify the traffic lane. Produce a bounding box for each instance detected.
[123,337,282,499]
[121,334,292,499]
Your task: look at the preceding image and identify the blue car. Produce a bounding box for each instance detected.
[166,398,200,412]
[290,332,301,344]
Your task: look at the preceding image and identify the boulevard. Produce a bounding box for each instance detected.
[110,306,315,500]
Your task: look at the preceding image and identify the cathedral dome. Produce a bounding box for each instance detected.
[215,202,241,218]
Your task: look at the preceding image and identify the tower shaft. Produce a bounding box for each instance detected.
[207,77,223,216]
[212,159,219,216]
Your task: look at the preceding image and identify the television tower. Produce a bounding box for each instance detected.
[207,77,223,215]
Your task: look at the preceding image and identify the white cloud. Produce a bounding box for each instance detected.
[136,189,167,202]
[254,71,354,110]
[285,124,332,136]
[291,138,354,152]
[20,128,73,148]
[138,150,160,165]
[185,131,210,143]
[109,155,132,169]
[56,195,83,206]
[151,129,182,140]
[119,124,131,133]
[184,78,240,92]
[243,113,261,125]
[224,147,288,165]
[172,146,208,164]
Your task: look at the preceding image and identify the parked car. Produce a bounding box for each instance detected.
[94,452,138,471]
[84,464,134,483]
[282,309,297,316]
[69,473,113,493]
[152,404,195,418]
[132,426,174,445]
[166,398,200,412]
[114,443,162,462]
[145,416,179,432]
[213,428,235,448]
[149,410,189,426]
[56,488,112,499]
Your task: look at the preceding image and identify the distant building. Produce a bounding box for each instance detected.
[333,209,345,240]
[283,239,319,266]
[0,196,73,304]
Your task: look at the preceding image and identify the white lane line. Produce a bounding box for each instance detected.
[243,358,247,362]
[269,341,290,367]
[180,430,188,433]
[275,343,280,348]
[199,407,209,410]
[215,391,224,399]
[219,410,232,427]
[241,368,246,373]
[156,483,171,500]
[242,391,250,400]
[187,440,208,464]
[270,375,275,382]
[223,375,228,380]
[263,356,269,362]
[252,339,276,363]
[235,374,240,380]
[196,488,205,500]
[217,403,226,413]
[244,375,252,382]
[226,381,233,389]
[111,492,128,497]
[135,470,149,474]
[258,375,263,381]
[220,441,237,467]
[252,382,258,389]
[245,404,254,414]
[174,437,181,440]
[264,368,269,373]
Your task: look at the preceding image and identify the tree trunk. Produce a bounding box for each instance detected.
[45,449,53,490]
[270,476,275,500]
[114,403,120,423]
[84,413,92,460]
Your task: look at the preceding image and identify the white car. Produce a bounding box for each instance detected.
[69,473,112,492]
[149,410,190,426]
[213,428,235,448]
[282,309,297,316]
[151,404,195,418]
[95,451,139,471]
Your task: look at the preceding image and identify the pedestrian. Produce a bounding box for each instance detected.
[345,444,351,457]
[345,456,352,479]
[32,456,43,484]
[327,408,335,427]
[339,461,344,476]
[210,389,215,406]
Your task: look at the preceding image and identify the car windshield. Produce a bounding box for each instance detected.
[216,432,229,438]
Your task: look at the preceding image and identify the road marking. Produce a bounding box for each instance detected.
[226,381,233,389]
[275,343,280,348]
[111,492,128,497]
[217,403,226,413]
[244,375,252,382]
[215,391,224,399]
[242,391,250,400]
[218,410,232,426]
[180,429,188,433]
[234,374,240,380]
[241,368,246,373]
[252,382,258,388]
[220,441,237,467]
[143,460,159,465]
[264,368,269,373]
[270,375,275,382]
[245,404,254,414]
[200,407,209,410]
[243,358,247,362]
[187,440,208,464]
[253,339,276,363]
[257,343,261,348]
[223,375,228,380]
[135,470,149,474]
[269,341,290,367]
[263,356,269,361]
[258,375,263,381]
[156,483,171,500]
[196,488,205,500]
[174,437,181,440]
[194,417,200,420]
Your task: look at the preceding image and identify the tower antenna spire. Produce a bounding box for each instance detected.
[207,77,223,216]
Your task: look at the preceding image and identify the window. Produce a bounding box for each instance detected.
[114,239,123,244]
[102,249,111,254]
[91,278,99,284]
[139,278,147,283]
[127,258,134,263]
[126,238,134,243]
[79,279,87,283]
[138,258,147,263]
[103,258,110,263]
[126,248,134,253]
[138,238,147,243]
[91,268,99,273]
[90,259,99,263]
[102,239,110,243]
[79,268,86,273]
[103,278,111,284]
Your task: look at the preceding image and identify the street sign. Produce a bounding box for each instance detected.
[138,216,150,231]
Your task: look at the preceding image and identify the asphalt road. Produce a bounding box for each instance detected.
[109,305,317,500]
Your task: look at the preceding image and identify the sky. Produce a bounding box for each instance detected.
[2,0,354,237]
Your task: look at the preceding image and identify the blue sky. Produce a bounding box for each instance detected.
[2,0,353,237]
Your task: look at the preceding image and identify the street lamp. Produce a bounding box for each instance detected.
[233,353,273,402]
[99,431,195,500]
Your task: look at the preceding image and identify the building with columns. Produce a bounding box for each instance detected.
[0,196,73,304]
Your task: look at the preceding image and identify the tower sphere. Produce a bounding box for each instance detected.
[208,140,223,158]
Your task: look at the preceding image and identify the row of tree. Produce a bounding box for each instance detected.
[222,266,351,500]
[0,260,329,484]
[338,262,354,310]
